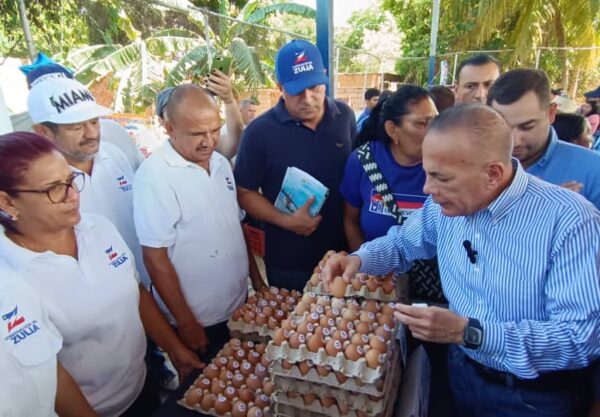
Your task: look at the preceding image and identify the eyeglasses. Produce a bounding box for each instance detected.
[9,172,85,204]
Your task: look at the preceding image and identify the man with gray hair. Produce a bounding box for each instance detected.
[239,99,258,126]
[321,104,600,416]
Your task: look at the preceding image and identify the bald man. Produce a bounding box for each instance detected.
[133,85,265,357]
[321,104,600,416]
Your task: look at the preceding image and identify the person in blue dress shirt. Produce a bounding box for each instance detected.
[356,88,380,133]
[488,68,600,209]
[321,104,600,417]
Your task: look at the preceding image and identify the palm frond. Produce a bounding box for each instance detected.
[165,45,210,86]
[230,37,266,88]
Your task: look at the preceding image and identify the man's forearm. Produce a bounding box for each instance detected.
[142,247,197,326]
[219,102,244,159]
[56,362,96,417]
[237,189,290,230]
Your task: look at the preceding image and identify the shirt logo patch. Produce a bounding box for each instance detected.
[2,306,40,345]
[292,51,314,74]
[369,190,426,219]
[116,175,132,192]
[225,177,234,191]
[2,306,25,333]
[105,245,129,268]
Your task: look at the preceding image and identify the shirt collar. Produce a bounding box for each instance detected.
[531,127,558,168]
[486,158,529,221]
[0,216,98,270]
[272,96,341,125]
[160,140,223,173]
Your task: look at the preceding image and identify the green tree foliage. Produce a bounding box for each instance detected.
[0,0,89,58]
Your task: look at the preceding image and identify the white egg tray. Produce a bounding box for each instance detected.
[272,362,400,417]
[272,343,400,413]
[303,274,399,302]
[270,342,399,397]
[177,396,272,417]
[228,318,276,339]
[266,339,396,384]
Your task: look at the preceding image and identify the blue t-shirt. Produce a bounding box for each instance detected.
[528,128,600,209]
[356,108,370,133]
[234,97,357,272]
[340,140,427,241]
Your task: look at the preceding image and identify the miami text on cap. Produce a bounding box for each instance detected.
[27,77,113,124]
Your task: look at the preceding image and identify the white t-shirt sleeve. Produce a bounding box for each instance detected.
[134,167,180,248]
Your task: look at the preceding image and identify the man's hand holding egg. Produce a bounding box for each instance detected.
[319,253,361,291]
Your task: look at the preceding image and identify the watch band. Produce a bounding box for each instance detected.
[463,317,483,349]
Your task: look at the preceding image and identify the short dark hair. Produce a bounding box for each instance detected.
[457,54,500,83]
[487,68,551,108]
[41,121,60,133]
[552,113,587,143]
[364,88,381,101]
[428,85,455,113]
[357,85,432,147]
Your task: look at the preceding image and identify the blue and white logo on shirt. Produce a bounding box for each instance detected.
[2,305,40,345]
[116,175,132,192]
[105,245,129,268]
[369,190,426,220]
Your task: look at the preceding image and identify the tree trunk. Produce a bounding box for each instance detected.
[552,3,569,91]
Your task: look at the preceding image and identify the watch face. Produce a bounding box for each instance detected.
[466,327,482,346]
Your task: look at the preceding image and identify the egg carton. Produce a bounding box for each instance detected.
[272,343,400,414]
[266,339,397,384]
[228,319,276,340]
[177,395,272,417]
[270,342,399,397]
[272,362,401,417]
[303,274,399,302]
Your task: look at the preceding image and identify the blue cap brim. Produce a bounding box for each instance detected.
[282,73,329,96]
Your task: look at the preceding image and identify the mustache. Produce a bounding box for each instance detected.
[79,137,99,146]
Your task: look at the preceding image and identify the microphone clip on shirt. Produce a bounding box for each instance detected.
[463,240,478,264]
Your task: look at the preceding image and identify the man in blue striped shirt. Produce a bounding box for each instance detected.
[322,104,600,417]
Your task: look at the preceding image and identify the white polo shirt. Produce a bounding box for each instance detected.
[0,214,146,417]
[74,141,150,287]
[0,270,62,417]
[134,140,248,327]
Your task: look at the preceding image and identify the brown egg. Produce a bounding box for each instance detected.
[301,292,317,304]
[238,387,254,403]
[309,273,321,286]
[297,321,314,334]
[280,319,295,331]
[247,406,264,417]
[286,296,297,305]
[258,298,269,308]
[216,356,229,368]
[275,293,285,302]
[232,372,246,388]
[280,302,290,313]
[366,349,384,368]
[316,364,330,377]
[275,309,286,321]
[214,395,232,414]
[227,358,241,372]
[204,364,219,379]
[224,386,237,400]
[351,333,369,345]
[295,301,310,315]
[247,296,258,305]
[281,360,293,370]
[320,326,332,338]
[382,278,395,294]
[342,308,358,321]
[378,313,395,328]
[243,311,256,323]
[297,360,311,375]
[307,333,325,353]
[261,355,271,368]
[200,393,216,411]
[246,374,262,391]
[219,368,234,382]
[359,311,375,323]
[255,363,269,379]
[262,306,274,317]
[195,376,212,390]
[289,332,306,349]
[332,329,349,341]
[306,312,320,324]
[273,328,289,346]
[351,276,363,291]
[317,295,331,307]
[370,335,388,353]
[235,348,247,362]
[262,380,274,396]
[254,393,271,408]
[281,288,291,297]
[231,400,248,417]
[311,304,325,315]
[325,338,344,356]
[255,313,268,326]
[320,316,336,328]
[364,300,379,313]
[355,321,371,334]
[303,393,317,405]
[185,388,203,406]
[335,371,349,384]
[230,338,242,347]
[331,276,348,298]
[320,396,337,408]
[331,297,346,310]
[344,343,364,361]
[375,323,393,340]
[211,379,227,395]
[240,361,253,377]
[232,308,243,321]
[222,344,235,357]
[366,277,379,292]
[255,343,266,354]
[338,402,351,415]
[245,351,259,366]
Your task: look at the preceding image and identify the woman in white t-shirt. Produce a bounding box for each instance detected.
[0,270,96,417]
[0,132,202,417]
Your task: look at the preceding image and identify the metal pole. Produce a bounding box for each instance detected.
[316,0,334,97]
[452,52,459,85]
[334,45,340,97]
[534,48,541,69]
[427,0,440,86]
[17,0,37,62]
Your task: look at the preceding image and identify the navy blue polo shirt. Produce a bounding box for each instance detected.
[234,96,356,272]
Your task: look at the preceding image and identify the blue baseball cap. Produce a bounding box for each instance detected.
[275,40,329,96]
[156,87,175,119]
